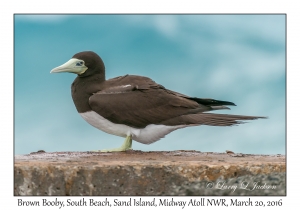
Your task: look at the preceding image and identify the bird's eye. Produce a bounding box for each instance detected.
[76,61,84,66]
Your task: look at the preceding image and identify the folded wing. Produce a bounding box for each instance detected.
[89,75,265,129]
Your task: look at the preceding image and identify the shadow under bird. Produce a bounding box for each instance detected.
[50,51,266,152]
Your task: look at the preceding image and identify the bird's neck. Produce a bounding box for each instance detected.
[71,74,105,113]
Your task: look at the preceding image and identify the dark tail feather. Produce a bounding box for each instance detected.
[161,113,267,126]
[188,98,236,106]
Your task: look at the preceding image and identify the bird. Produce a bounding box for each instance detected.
[50,51,265,152]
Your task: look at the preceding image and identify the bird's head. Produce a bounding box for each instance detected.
[50,51,105,78]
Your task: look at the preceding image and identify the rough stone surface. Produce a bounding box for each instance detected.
[14,150,285,196]
[168,172,286,196]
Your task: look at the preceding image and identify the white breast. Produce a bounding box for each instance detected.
[79,111,188,144]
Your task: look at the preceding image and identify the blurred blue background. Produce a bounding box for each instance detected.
[14,14,285,155]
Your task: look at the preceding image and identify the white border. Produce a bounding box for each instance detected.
[1,0,297,208]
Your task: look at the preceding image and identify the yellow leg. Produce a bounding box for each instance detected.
[98,135,132,152]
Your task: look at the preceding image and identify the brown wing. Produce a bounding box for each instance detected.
[88,75,264,128]
[88,75,208,128]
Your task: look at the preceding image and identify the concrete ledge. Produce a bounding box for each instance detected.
[14,150,285,196]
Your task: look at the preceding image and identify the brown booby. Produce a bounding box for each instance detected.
[50,51,265,152]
